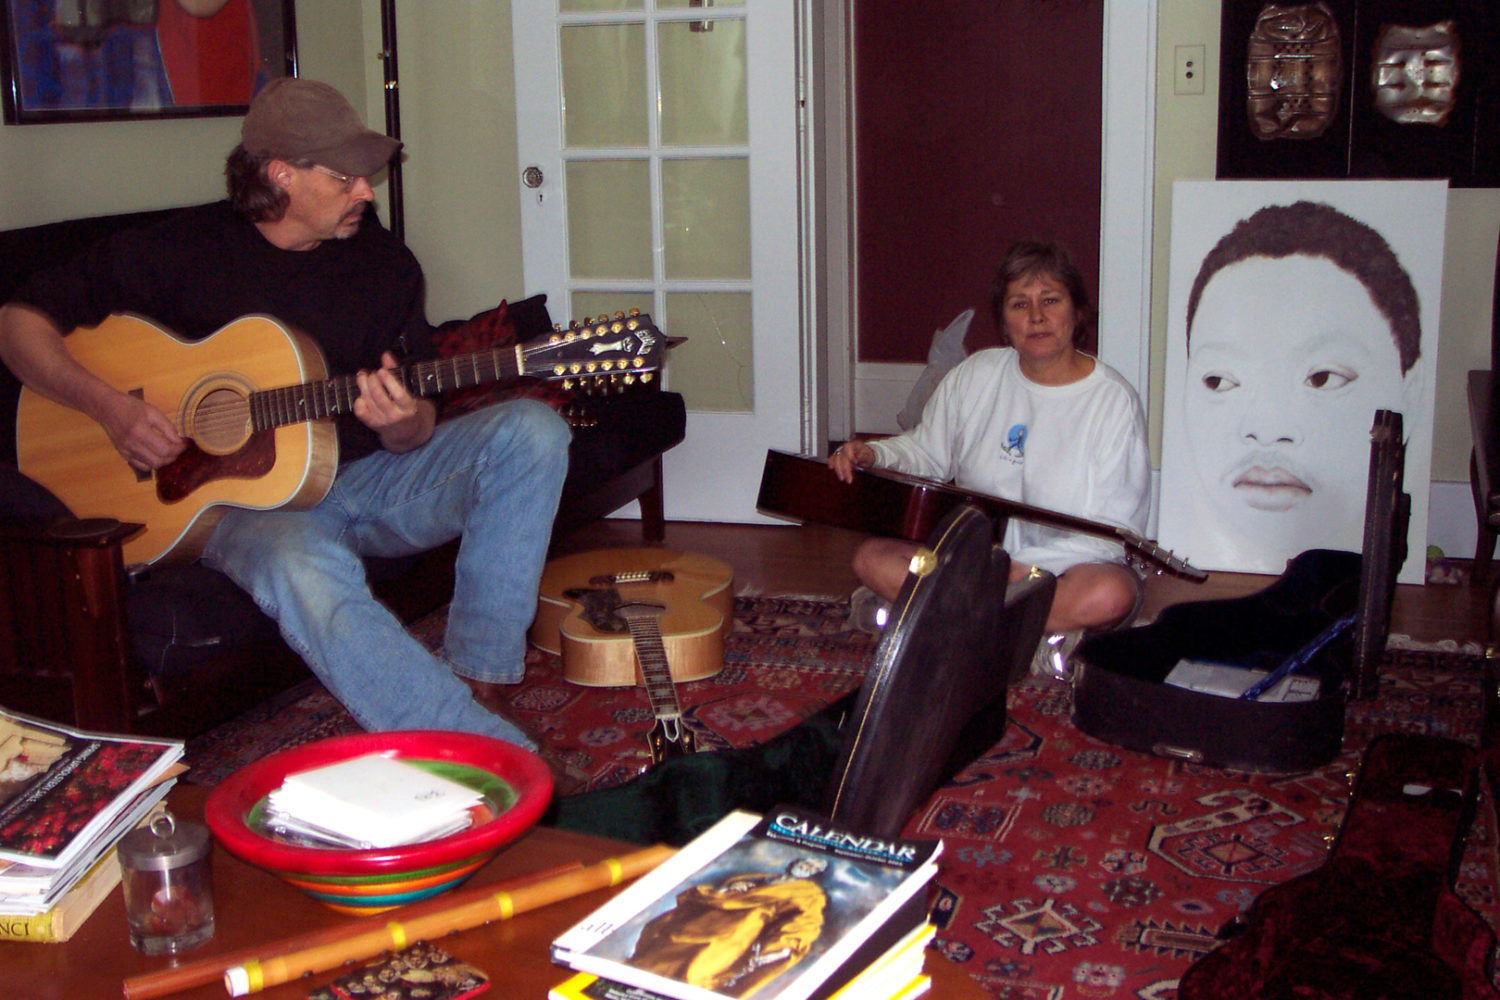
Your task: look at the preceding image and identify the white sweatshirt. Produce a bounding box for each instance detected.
[869,347,1150,575]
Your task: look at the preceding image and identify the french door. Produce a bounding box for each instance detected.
[512,1,811,523]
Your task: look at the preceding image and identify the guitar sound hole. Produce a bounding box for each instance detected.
[192,388,253,454]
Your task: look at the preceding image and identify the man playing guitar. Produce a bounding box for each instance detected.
[0,79,570,751]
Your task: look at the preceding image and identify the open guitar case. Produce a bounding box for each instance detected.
[1070,410,1410,775]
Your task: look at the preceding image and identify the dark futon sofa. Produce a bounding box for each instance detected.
[0,205,686,738]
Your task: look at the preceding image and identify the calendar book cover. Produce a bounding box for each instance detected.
[551,806,940,1000]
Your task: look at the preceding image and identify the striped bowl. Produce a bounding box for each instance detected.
[205,730,553,914]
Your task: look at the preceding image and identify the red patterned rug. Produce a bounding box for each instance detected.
[184,599,1498,999]
[911,647,1498,999]
[183,595,875,789]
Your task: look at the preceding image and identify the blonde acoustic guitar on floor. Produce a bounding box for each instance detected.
[531,548,733,764]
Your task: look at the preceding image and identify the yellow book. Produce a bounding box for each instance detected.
[0,848,121,944]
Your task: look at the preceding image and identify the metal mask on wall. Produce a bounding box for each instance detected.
[1372,22,1461,126]
[1245,2,1344,140]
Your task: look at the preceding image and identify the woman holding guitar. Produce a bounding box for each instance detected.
[830,240,1150,672]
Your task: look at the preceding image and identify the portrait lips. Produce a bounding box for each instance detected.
[1227,457,1313,512]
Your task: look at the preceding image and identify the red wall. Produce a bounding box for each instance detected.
[854,1,1104,360]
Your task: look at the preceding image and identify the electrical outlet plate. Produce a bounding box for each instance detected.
[1174,44,1206,96]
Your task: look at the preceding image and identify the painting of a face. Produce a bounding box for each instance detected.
[1185,255,1410,551]
[1159,180,1445,585]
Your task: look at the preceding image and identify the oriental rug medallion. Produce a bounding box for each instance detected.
[186,598,1499,999]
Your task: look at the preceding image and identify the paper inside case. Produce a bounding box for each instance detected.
[1163,661,1320,703]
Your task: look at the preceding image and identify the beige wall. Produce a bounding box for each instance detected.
[0,0,523,327]
[364,1,523,322]
[1152,1,1499,485]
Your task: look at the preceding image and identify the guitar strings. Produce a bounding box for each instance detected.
[176,337,650,439]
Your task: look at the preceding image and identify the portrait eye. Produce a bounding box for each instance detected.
[1200,372,1239,393]
[1304,367,1355,390]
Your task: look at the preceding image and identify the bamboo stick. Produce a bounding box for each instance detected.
[213,845,673,997]
[118,851,621,1000]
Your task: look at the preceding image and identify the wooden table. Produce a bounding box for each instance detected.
[5,785,984,999]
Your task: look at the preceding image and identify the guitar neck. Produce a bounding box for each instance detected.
[246,348,524,430]
[757,450,1206,582]
[625,617,685,721]
[247,314,663,433]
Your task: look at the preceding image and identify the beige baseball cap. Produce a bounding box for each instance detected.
[241,78,401,178]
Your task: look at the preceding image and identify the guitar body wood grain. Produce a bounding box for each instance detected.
[17,314,334,568]
[531,548,733,686]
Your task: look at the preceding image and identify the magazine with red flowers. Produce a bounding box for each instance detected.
[0,708,183,873]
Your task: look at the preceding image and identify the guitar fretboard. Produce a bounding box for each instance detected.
[625,616,684,722]
[247,348,525,431]
[246,314,663,433]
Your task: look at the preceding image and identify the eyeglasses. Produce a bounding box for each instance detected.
[308,164,359,192]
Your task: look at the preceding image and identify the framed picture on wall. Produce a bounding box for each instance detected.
[0,0,296,125]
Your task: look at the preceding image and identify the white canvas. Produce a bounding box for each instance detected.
[1159,180,1446,585]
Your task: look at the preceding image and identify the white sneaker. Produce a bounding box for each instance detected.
[849,586,890,634]
[1029,630,1084,680]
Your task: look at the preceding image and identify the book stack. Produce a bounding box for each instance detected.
[549,805,942,1000]
[263,753,484,849]
[0,708,184,943]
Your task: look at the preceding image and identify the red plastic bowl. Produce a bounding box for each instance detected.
[205,731,553,878]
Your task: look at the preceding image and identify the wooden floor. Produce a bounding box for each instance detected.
[554,518,1495,647]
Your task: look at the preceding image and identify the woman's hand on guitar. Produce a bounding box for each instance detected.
[828,440,875,484]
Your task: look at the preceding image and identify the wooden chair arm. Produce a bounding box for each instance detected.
[0,517,145,732]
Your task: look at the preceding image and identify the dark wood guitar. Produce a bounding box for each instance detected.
[17,311,664,568]
[531,548,733,763]
[756,449,1207,582]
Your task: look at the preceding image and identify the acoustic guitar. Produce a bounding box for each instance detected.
[756,449,1207,582]
[532,548,732,764]
[16,311,663,568]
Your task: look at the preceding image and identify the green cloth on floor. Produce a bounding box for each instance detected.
[544,694,852,845]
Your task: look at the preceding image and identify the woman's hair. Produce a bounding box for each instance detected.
[1186,200,1421,373]
[988,239,1095,346]
[225,145,291,223]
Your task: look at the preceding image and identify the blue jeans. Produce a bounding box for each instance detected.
[202,399,571,749]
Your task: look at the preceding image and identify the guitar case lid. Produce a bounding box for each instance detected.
[823,504,1052,837]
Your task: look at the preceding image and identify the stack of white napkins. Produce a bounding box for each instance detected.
[264,753,484,849]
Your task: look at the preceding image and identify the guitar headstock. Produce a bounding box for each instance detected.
[1124,534,1208,583]
[522,311,665,393]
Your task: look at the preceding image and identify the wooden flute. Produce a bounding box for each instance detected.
[121,845,672,1000]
